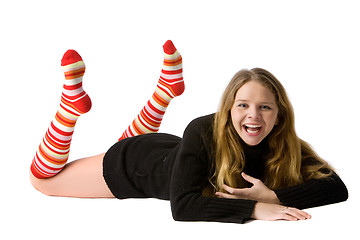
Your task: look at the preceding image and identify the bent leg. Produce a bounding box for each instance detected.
[30,153,115,198]
[31,50,91,178]
[119,40,183,140]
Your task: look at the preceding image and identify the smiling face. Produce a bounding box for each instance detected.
[230,80,279,146]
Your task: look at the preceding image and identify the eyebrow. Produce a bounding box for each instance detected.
[235,99,276,105]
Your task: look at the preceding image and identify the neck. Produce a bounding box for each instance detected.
[240,136,270,181]
[240,136,269,153]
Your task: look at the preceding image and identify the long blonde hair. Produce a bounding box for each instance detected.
[209,68,333,195]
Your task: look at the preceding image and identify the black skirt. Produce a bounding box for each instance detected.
[102,133,181,200]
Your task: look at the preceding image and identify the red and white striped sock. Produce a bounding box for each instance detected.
[119,40,184,141]
[31,50,91,179]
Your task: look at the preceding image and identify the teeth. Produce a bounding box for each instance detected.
[245,124,262,128]
[244,124,262,134]
[247,128,260,133]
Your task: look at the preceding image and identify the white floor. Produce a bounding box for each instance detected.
[4,183,355,240]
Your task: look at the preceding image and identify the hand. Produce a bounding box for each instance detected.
[251,202,312,221]
[215,172,280,204]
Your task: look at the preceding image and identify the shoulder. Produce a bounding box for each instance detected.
[181,114,216,161]
[185,113,215,134]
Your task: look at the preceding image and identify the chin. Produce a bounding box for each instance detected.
[244,140,262,146]
[241,135,265,146]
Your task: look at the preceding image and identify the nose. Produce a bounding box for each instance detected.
[247,106,260,119]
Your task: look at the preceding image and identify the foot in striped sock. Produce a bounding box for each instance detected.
[30,50,91,179]
[61,50,92,114]
[119,40,183,140]
[160,40,184,97]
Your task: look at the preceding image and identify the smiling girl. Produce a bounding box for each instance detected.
[30,41,348,223]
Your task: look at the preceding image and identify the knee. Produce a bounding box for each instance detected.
[29,171,53,196]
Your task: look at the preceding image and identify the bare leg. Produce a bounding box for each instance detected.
[30,153,114,198]
[30,50,114,198]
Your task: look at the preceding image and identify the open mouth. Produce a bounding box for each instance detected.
[243,124,262,134]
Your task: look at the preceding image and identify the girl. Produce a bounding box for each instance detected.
[30,40,348,224]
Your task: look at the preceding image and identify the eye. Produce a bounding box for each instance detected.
[237,103,248,108]
[260,105,271,110]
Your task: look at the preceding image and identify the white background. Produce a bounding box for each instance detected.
[1,0,359,239]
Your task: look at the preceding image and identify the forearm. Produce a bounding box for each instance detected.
[273,173,348,209]
[171,193,257,224]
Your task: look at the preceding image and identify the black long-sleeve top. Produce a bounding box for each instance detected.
[103,114,348,224]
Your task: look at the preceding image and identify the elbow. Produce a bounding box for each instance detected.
[328,176,349,205]
[170,194,198,222]
[170,200,187,221]
[170,189,188,221]
[170,193,206,222]
[334,175,349,203]
[171,212,182,222]
[338,183,349,203]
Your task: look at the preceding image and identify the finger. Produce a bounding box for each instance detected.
[223,184,250,198]
[278,207,299,221]
[241,172,259,184]
[215,192,237,199]
[284,207,311,220]
[299,209,312,219]
[290,208,312,220]
[290,208,311,220]
[222,184,235,194]
[281,213,299,221]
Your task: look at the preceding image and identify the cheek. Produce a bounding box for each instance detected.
[267,113,279,129]
[230,110,245,135]
[230,110,238,131]
[230,109,241,125]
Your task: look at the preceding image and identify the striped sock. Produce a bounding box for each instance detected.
[30,50,91,179]
[119,40,184,141]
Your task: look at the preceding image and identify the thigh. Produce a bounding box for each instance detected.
[30,153,115,198]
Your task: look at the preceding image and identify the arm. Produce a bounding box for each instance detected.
[214,171,348,219]
[274,172,348,209]
[218,169,348,210]
[169,116,256,224]
[215,172,312,221]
